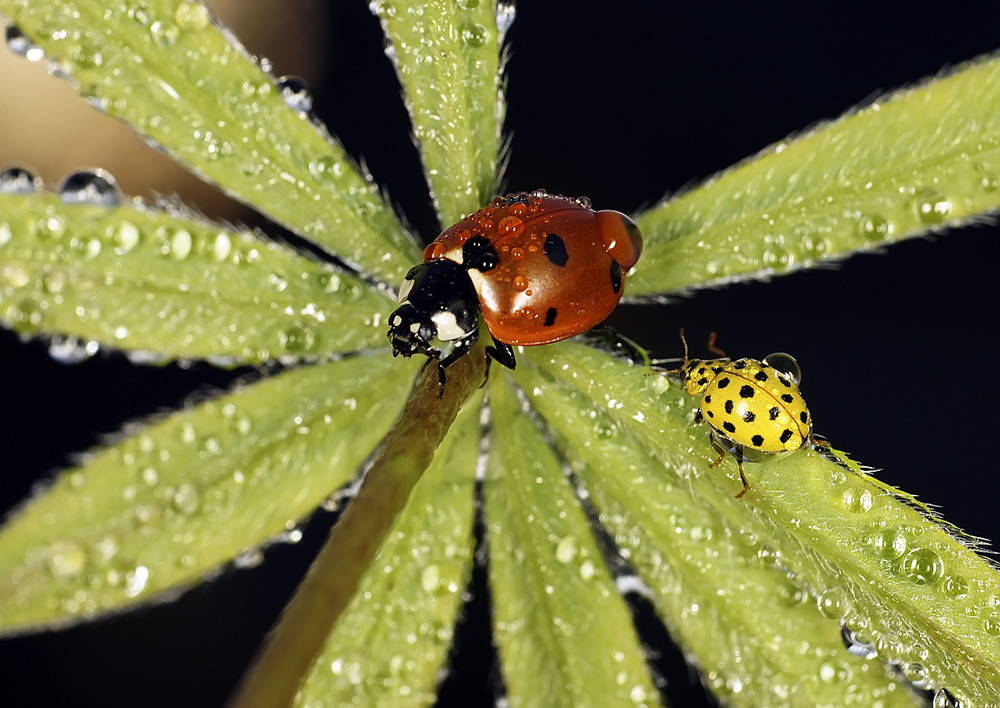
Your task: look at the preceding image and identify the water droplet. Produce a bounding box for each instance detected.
[762,244,792,270]
[420,564,441,592]
[941,574,969,599]
[933,688,964,708]
[279,325,314,352]
[840,622,876,659]
[170,229,192,259]
[842,487,873,513]
[6,25,44,61]
[48,336,99,364]
[983,612,1000,636]
[172,483,200,515]
[0,222,10,247]
[818,587,849,618]
[461,23,488,47]
[555,536,577,564]
[209,232,232,261]
[113,221,141,254]
[35,215,67,239]
[800,233,828,258]
[495,2,516,35]
[872,528,907,559]
[914,189,952,224]
[47,540,87,578]
[277,76,313,113]
[857,213,891,242]
[818,660,851,684]
[901,547,945,585]
[593,420,616,439]
[59,169,120,207]
[174,1,211,30]
[124,565,150,597]
[0,166,40,194]
[757,544,781,567]
[234,547,264,569]
[902,662,930,688]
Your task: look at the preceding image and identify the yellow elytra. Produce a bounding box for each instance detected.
[674,331,818,498]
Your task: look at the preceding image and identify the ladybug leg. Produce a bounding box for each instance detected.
[707,433,727,468]
[733,447,750,499]
[487,338,517,371]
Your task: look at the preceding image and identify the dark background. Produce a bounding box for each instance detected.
[2,2,999,706]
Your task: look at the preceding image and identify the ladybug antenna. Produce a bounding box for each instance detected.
[678,328,689,364]
[706,331,726,358]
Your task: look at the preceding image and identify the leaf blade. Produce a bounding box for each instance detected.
[0,354,418,634]
[0,192,393,363]
[374,0,502,225]
[0,0,420,285]
[485,376,659,707]
[631,53,1000,296]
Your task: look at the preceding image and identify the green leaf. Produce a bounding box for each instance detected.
[295,392,481,707]
[0,0,420,285]
[373,0,503,225]
[485,376,660,706]
[0,354,418,634]
[0,192,393,363]
[517,342,1000,705]
[630,53,1000,297]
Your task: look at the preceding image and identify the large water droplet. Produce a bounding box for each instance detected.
[277,76,313,113]
[460,23,488,47]
[872,528,907,559]
[113,221,141,254]
[901,547,945,585]
[933,688,964,708]
[941,574,969,599]
[59,169,120,207]
[818,587,849,618]
[857,213,891,242]
[914,189,952,224]
[279,325,314,352]
[842,487,873,513]
[555,536,578,564]
[6,25,44,61]
[0,166,41,194]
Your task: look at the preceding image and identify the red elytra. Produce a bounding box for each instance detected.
[421,191,642,346]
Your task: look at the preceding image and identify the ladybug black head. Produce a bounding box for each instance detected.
[387,260,481,367]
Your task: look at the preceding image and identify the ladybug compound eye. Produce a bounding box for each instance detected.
[763,352,802,386]
[594,210,643,271]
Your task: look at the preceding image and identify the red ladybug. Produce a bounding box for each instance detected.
[388,190,642,387]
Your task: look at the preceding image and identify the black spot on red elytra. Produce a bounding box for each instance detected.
[544,307,558,326]
[544,233,569,267]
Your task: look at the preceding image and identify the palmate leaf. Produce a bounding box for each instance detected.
[0,0,420,285]
[630,53,1000,297]
[0,191,393,363]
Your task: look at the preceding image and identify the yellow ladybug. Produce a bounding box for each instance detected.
[674,330,821,498]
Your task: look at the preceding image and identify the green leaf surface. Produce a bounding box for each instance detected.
[517,342,1000,705]
[485,376,660,707]
[373,0,502,226]
[295,392,481,707]
[630,53,1000,297]
[0,0,420,285]
[0,354,418,634]
[0,192,393,363]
